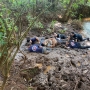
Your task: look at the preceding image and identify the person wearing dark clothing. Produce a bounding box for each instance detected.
[66,41,90,49]
[69,32,89,42]
[54,33,67,44]
[26,37,40,45]
[54,33,66,39]
[28,44,50,54]
[40,37,46,46]
[28,44,43,53]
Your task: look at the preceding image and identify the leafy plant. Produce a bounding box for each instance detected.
[71,19,83,30]
[79,14,83,21]
[47,28,52,33]
[87,1,90,6]
[27,87,33,90]
[27,14,44,28]
[50,20,57,28]
[34,21,44,28]
[59,29,66,34]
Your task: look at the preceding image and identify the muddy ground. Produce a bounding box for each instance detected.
[3,22,90,90]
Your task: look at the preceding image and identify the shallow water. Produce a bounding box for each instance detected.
[83,21,90,38]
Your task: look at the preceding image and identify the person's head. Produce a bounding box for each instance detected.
[54,33,57,37]
[30,40,32,44]
[45,36,49,39]
[70,32,75,36]
[26,37,32,44]
[27,37,30,42]
[50,36,54,38]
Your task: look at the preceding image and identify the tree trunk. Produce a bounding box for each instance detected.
[61,0,75,22]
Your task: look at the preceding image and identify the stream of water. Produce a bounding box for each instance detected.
[83,21,90,38]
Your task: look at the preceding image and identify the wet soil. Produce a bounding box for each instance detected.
[3,22,90,90]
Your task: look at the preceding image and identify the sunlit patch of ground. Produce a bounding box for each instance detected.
[83,18,90,21]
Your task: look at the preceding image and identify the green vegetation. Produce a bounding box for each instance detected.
[59,29,66,34]
[0,0,90,90]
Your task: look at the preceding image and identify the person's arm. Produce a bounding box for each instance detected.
[66,46,70,49]
[67,36,70,41]
[36,43,42,48]
[50,43,56,48]
[35,37,40,44]
[36,44,41,48]
[65,41,71,49]
[73,34,77,42]
[75,39,77,42]
[75,37,77,42]
[39,45,42,48]
[50,38,56,48]
[63,45,70,49]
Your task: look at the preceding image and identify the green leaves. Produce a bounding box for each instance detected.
[50,20,56,28]
[59,29,66,34]
[0,32,7,46]
[72,3,78,9]
[47,28,52,33]
[6,18,14,31]
[0,32,3,37]
[27,14,44,29]
[35,21,44,28]
[87,1,90,6]
[0,39,6,46]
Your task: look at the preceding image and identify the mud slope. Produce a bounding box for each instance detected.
[4,22,90,90]
[5,47,90,90]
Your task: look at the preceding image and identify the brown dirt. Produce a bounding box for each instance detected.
[3,22,90,90]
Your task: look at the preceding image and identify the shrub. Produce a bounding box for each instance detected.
[71,19,83,30]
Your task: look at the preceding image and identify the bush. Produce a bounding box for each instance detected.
[27,14,44,29]
[71,20,83,30]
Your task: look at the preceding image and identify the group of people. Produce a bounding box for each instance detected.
[26,32,90,54]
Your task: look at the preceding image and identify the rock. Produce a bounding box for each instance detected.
[54,22,62,28]
[19,60,24,65]
[37,85,45,90]
[20,38,27,51]
[63,67,70,74]
[62,84,68,88]
[51,83,57,90]
[82,60,89,66]
[0,81,3,86]
[53,57,58,62]
[37,73,48,85]
[49,76,56,83]
[20,67,41,81]
[44,86,50,90]
[76,61,81,67]
[88,74,90,80]
[58,60,64,65]
[83,70,88,74]
[60,80,67,85]
[54,72,60,78]
[14,53,24,62]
